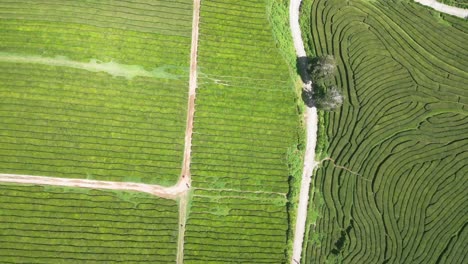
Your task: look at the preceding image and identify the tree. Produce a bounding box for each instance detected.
[307,55,343,111]
[311,55,336,80]
[314,85,343,111]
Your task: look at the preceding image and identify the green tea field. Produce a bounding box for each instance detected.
[183,0,302,262]
[0,0,193,185]
[0,0,466,263]
[0,185,179,263]
[301,0,468,263]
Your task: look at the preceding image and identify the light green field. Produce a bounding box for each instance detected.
[0,184,179,263]
[181,0,303,262]
[301,0,468,263]
[0,0,193,185]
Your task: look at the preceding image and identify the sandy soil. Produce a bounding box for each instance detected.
[290,0,320,263]
[414,0,468,18]
[176,192,189,264]
[0,173,188,199]
[176,0,200,263]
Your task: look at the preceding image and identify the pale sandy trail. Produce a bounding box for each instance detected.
[290,0,319,263]
[176,0,200,263]
[176,192,189,264]
[414,0,468,18]
[0,173,188,199]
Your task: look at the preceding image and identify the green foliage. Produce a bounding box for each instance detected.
[267,0,297,74]
[302,0,468,263]
[0,184,179,262]
[315,111,330,160]
[437,0,468,8]
[310,55,344,111]
[311,55,337,80]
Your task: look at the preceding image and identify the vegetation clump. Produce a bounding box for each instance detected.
[309,55,343,111]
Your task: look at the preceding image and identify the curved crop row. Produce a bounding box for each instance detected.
[302,0,467,263]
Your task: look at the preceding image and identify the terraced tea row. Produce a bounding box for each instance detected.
[0,0,193,184]
[0,63,187,185]
[0,184,179,263]
[301,0,468,263]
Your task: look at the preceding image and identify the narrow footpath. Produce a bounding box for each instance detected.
[290,0,319,263]
[176,0,200,263]
[0,173,187,199]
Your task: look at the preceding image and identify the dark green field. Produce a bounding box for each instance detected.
[301,0,468,263]
[0,184,179,263]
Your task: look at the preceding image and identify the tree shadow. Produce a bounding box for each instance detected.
[330,220,354,255]
[296,56,316,108]
[301,88,315,108]
[296,56,311,84]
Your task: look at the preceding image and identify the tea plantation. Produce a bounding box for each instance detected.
[183,0,301,262]
[0,185,179,263]
[0,0,193,185]
[1,0,466,263]
[301,0,468,263]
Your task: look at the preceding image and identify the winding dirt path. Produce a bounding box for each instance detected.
[414,0,468,18]
[290,0,319,263]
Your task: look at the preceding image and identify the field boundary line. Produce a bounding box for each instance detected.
[176,0,201,262]
[194,187,287,196]
[290,0,320,263]
[413,0,468,18]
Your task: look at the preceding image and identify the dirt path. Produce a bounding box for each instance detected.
[176,0,200,263]
[290,0,320,263]
[414,0,468,18]
[0,173,188,199]
[176,192,189,264]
